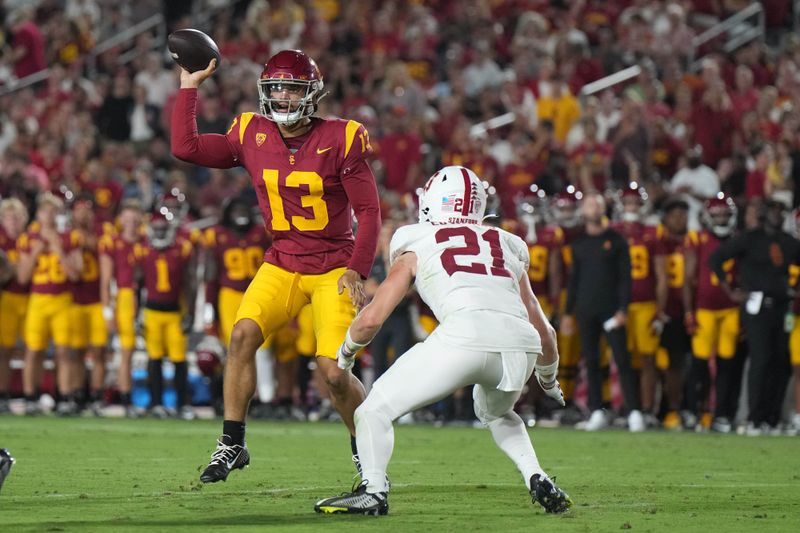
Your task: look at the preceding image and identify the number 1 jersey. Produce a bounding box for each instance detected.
[389,223,541,351]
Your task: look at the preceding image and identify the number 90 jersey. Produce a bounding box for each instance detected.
[389,223,540,351]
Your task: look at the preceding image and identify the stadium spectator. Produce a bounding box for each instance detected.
[669,147,720,231]
[7,6,46,80]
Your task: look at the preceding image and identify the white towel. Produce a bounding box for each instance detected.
[497,351,530,392]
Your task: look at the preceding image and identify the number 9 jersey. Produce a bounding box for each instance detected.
[389,223,541,352]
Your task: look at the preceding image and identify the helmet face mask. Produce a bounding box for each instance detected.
[148,210,177,249]
[258,50,325,126]
[418,166,487,225]
[702,194,737,238]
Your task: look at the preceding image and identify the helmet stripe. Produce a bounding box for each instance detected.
[459,168,471,216]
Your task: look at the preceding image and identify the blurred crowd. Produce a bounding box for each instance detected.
[1,0,800,434]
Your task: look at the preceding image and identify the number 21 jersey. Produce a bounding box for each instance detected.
[389,223,540,351]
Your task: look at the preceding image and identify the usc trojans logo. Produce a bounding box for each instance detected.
[255,133,267,146]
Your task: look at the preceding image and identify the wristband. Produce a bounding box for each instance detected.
[535,357,559,383]
[342,329,368,357]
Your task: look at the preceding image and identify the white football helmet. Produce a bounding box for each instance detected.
[418,166,487,225]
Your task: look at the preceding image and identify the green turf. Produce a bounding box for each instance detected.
[1,416,799,532]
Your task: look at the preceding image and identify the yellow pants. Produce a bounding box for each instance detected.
[143,308,186,362]
[24,293,72,351]
[70,303,108,349]
[0,291,28,348]
[692,308,739,360]
[116,288,137,350]
[627,301,659,355]
[218,286,270,350]
[789,316,800,366]
[235,263,356,359]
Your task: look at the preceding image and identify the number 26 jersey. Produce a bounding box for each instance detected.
[389,223,540,351]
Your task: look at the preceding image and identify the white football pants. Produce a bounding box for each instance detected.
[356,332,548,493]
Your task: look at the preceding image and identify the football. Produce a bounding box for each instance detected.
[167,28,220,73]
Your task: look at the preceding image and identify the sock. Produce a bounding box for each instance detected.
[25,394,37,403]
[487,410,546,487]
[148,359,163,407]
[222,420,246,446]
[255,347,275,403]
[351,435,358,458]
[356,401,393,494]
[174,361,188,409]
[298,357,312,406]
[119,392,131,406]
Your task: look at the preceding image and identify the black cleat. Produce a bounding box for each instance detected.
[199,437,250,483]
[315,482,388,516]
[0,448,14,492]
[530,474,572,514]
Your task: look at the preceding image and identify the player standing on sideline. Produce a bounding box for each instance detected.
[99,200,144,417]
[203,197,274,403]
[69,194,111,415]
[314,167,570,516]
[683,194,740,433]
[610,182,664,426]
[654,199,691,429]
[136,210,197,419]
[0,199,29,413]
[171,50,380,483]
[16,193,82,415]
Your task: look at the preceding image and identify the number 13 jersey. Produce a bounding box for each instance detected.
[223,112,374,276]
[389,223,540,351]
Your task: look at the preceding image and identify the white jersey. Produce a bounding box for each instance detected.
[389,223,541,352]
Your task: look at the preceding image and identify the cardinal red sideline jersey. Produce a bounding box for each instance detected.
[171,89,380,278]
[204,224,271,292]
[135,237,193,307]
[685,229,736,310]
[0,226,27,294]
[610,221,660,303]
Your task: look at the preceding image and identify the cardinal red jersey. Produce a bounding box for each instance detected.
[558,225,584,290]
[99,231,141,289]
[0,225,28,294]
[204,224,271,292]
[656,231,686,319]
[611,221,661,303]
[171,89,380,279]
[135,237,193,307]
[685,229,736,310]
[528,225,564,298]
[17,223,79,295]
[72,224,112,305]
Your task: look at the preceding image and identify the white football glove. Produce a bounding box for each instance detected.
[536,372,565,407]
[337,343,356,371]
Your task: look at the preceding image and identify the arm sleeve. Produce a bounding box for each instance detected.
[341,159,381,278]
[565,243,579,315]
[171,88,240,168]
[616,233,632,311]
[710,233,744,282]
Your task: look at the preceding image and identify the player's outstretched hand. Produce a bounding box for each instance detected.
[336,342,355,371]
[179,58,217,89]
[338,269,366,310]
[536,374,565,407]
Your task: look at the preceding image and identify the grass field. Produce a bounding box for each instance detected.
[2,416,799,532]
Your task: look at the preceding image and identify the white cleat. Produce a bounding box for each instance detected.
[628,410,646,433]
[584,409,608,431]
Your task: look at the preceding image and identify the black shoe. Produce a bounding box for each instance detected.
[0,448,14,492]
[314,482,389,516]
[530,474,572,514]
[199,437,250,483]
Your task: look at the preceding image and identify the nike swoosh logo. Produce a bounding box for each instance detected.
[316,147,333,154]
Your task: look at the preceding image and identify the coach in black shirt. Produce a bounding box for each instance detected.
[562,193,642,430]
[710,199,800,432]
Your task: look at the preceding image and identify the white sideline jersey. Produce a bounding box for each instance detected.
[389,223,541,352]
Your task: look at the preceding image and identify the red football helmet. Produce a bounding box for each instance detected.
[701,192,737,238]
[156,187,188,222]
[616,181,649,223]
[551,185,582,228]
[258,50,326,126]
[147,207,177,249]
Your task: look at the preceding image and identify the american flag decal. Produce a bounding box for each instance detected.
[442,194,457,210]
